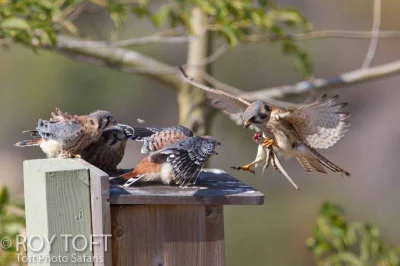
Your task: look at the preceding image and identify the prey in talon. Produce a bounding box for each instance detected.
[179,67,351,178]
[230,133,265,175]
[253,133,299,190]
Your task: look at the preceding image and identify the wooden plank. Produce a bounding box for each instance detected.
[24,159,93,266]
[111,204,225,266]
[204,205,225,266]
[78,160,112,266]
[109,169,264,206]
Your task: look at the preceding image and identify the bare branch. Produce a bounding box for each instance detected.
[110,35,190,47]
[179,67,299,108]
[54,34,228,93]
[181,59,400,106]
[55,34,182,90]
[362,0,381,68]
[200,72,296,107]
[245,30,400,42]
[192,43,229,68]
[242,60,400,101]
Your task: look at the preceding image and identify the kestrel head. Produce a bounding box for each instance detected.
[201,136,222,146]
[102,127,126,146]
[88,110,118,129]
[242,101,271,128]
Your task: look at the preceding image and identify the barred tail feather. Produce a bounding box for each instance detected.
[14,139,42,147]
[109,170,140,187]
[306,145,351,177]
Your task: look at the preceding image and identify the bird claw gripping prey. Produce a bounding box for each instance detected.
[254,134,299,190]
[179,67,351,179]
[262,139,274,149]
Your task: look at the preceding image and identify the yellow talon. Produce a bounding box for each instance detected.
[262,139,274,149]
[231,164,255,175]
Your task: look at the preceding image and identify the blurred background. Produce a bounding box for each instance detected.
[1,0,400,265]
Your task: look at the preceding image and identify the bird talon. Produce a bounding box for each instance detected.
[262,139,274,149]
[231,165,255,175]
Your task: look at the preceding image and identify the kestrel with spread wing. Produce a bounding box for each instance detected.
[122,125,194,154]
[15,108,118,158]
[179,67,351,177]
[119,136,221,187]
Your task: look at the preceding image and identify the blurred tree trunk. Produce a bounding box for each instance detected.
[178,7,213,136]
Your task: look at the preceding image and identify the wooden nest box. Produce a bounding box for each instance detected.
[23,159,264,266]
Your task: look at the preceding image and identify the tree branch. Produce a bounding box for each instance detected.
[362,0,381,68]
[179,59,400,108]
[55,34,182,90]
[110,35,190,47]
[244,30,400,42]
[242,60,400,101]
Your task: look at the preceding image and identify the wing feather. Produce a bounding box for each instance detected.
[149,136,216,187]
[179,68,254,129]
[278,94,350,149]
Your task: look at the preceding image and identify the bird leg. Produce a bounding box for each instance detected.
[255,134,299,190]
[261,148,274,176]
[231,159,263,175]
[262,139,274,149]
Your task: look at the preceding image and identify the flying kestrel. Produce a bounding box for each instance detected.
[179,67,351,178]
[15,108,118,158]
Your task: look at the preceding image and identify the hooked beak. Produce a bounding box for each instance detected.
[244,120,251,128]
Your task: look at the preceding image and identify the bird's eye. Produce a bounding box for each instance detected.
[264,104,271,112]
[258,113,268,119]
[107,116,112,121]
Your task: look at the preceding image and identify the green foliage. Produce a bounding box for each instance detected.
[0,0,313,77]
[129,0,313,77]
[307,202,400,266]
[0,0,58,48]
[0,187,26,266]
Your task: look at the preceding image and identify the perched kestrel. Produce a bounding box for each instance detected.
[79,125,128,171]
[15,108,118,158]
[119,136,221,187]
[179,67,351,177]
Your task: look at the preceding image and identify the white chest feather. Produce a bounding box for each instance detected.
[160,163,174,184]
[140,163,174,185]
[40,140,61,158]
[265,119,299,159]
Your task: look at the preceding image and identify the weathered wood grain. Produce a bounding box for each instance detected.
[111,204,225,266]
[78,160,112,266]
[24,159,93,266]
[109,169,264,205]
